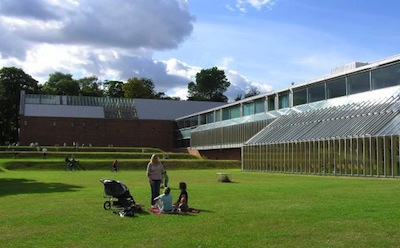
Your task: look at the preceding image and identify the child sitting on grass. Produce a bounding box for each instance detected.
[153,187,173,213]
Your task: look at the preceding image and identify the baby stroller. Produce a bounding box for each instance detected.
[100,179,136,216]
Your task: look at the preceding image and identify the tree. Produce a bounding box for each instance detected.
[104,80,125,98]
[77,76,104,97]
[123,77,158,99]
[42,72,79,95]
[244,87,261,99]
[187,67,230,102]
[0,67,40,144]
[234,94,243,101]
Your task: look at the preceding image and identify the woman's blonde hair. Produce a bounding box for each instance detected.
[150,154,159,163]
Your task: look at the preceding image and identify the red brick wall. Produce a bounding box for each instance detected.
[19,116,174,151]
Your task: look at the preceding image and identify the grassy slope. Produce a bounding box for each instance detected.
[1,166,400,247]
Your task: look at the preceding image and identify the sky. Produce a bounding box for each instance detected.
[0,0,399,101]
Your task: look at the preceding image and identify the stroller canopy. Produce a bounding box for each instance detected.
[100,179,129,197]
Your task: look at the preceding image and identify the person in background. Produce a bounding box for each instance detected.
[42,147,47,159]
[146,154,164,207]
[112,159,118,172]
[65,155,71,170]
[161,170,169,188]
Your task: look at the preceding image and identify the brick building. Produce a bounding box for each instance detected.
[19,92,224,151]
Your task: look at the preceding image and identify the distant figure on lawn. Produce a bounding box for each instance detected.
[42,147,47,159]
[112,159,118,172]
[65,155,71,170]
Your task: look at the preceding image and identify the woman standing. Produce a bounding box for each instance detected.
[146,154,164,207]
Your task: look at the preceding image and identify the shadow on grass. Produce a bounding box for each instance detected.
[0,178,83,197]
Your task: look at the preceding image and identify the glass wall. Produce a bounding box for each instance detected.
[326,77,346,99]
[243,102,254,116]
[255,98,265,113]
[293,88,307,106]
[347,70,370,95]
[371,62,400,90]
[268,96,275,111]
[206,112,214,124]
[242,135,400,178]
[308,83,325,103]
[215,109,221,122]
[222,105,241,120]
[278,91,289,109]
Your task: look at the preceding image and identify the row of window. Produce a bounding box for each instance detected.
[177,61,400,129]
[22,120,99,128]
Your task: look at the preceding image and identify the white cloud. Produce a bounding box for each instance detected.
[0,0,199,98]
[0,0,194,50]
[235,0,275,12]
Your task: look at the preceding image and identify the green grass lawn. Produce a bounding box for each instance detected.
[2,167,400,247]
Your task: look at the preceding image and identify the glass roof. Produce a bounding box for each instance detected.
[246,86,400,144]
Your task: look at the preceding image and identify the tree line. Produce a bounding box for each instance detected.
[0,66,260,144]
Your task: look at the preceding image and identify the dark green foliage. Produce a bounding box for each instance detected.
[0,67,40,144]
[104,80,125,97]
[77,76,104,97]
[187,67,230,102]
[42,72,79,95]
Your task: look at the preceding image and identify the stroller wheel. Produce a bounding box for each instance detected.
[103,201,111,210]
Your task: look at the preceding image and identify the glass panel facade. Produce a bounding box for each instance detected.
[326,77,346,99]
[268,96,275,111]
[206,112,214,124]
[243,102,254,116]
[347,71,370,95]
[222,108,230,120]
[254,99,265,113]
[293,88,307,106]
[215,109,221,122]
[230,105,241,119]
[371,62,400,90]
[278,92,289,109]
[308,83,325,103]
[199,114,206,125]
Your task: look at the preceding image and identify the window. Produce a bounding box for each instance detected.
[254,99,265,114]
[222,108,230,120]
[222,105,240,120]
[278,91,289,109]
[52,121,57,127]
[215,110,221,122]
[230,105,240,119]
[199,114,206,125]
[347,71,370,95]
[267,96,275,111]
[242,102,254,116]
[293,88,307,106]
[206,112,214,124]
[326,77,346,99]
[308,83,325,103]
[371,62,400,90]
